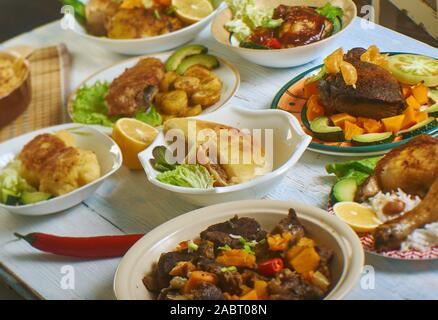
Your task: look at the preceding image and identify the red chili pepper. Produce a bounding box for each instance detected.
[264,38,282,49]
[257,258,284,276]
[14,232,144,258]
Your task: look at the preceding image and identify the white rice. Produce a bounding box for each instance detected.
[364,189,438,252]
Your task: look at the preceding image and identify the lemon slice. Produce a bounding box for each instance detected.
[172,0,214,24]
[112,118,158,170]
[333,202,382,233]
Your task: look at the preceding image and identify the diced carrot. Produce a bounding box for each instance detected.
[411,83,429,105]
[406,95,421,110]
[216,249,256,268]
[240,289,259,300]
[401,84,412,98]
[363,118,384,133]
[382,114,405,133]
[344,121,364,140]
[402,105,417,129]
[415,111,429,123]
[183,271,217,294]
[331,113,357,129]
[306,95,325,121]
[254,281,269,300]
[304,81,320,99]
[291,247,321,275]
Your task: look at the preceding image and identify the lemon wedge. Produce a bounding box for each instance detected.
[112,118,158,170]
[333,202,382,233]
[172,0,214,24]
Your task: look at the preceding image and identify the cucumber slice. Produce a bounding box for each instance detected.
[351,132,394,146]
[1,189,20,206]
[310,116,345,142]
[305,66,326,85]
[333,178,357,203]
[425,104,438,117]
[20,191,52,205]
[176,54,219,75]
[398,117,437,139]
[332,16,342,34]
[388,54,438,87]
[165,44,208,72]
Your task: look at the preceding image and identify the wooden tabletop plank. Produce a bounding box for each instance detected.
[0,18,437,300]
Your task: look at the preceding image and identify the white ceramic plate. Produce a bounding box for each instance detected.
[69,0,223,55]
[114,199,364,300]
[138,105,312,206]
[68,51,240,134]
[0,123,122,216]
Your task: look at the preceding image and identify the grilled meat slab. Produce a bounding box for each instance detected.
[105,57,165,116]
[318,48,406,120]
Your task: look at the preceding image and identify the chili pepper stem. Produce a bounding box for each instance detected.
[14,232,34,244]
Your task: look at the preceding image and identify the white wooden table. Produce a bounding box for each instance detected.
[1,18,438,300]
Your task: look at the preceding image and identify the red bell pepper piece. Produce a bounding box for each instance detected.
[264,38,282,49]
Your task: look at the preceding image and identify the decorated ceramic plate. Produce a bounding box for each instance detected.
[271,52,438,157]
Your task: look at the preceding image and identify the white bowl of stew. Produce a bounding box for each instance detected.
[211,0,357,68]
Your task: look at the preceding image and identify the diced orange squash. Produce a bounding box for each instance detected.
[216,249,256,268]
[382,114,405,133]
[224,293,240,300]
[401,84,412,98]
[406,95,421,110]
[344,121,365,140]
[306,95,325,121]
[415,111,428,123]
[304,81,320,99]
[286,237,316,262]
[402,105,417,129]
[254,281,269,300]
[240,289,259,300]
[183,271,217,294]
[411,83,429,105]
[267,233,293,251]
[291,247,321,275]
[355,117,368,127]
[363,118,384,133]
[331,113,357,129]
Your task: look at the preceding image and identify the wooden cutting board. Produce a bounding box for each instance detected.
[0,44,71,142]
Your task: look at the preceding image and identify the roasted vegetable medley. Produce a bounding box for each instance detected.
[144,209,334,300]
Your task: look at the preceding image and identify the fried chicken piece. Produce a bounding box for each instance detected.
[319,48,406,120]
[85,0,120,37]
[374,178,438,251]
[18,133,101,196]
[105,58,165,116]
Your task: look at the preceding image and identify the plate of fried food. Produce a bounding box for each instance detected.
[114,200,364,300]
[68,44,240,134]
[326,135,438,260]
[64,0,223,55]
[0,123,122,215]
[272,45,438,156]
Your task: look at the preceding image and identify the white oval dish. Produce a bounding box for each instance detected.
[138,105,312,206]
[68,51,240,134]
[0,123,122,216]
[211,0,357,68]
[114,199,364,300]
[69,0,222,55]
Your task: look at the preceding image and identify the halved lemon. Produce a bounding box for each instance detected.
[388,54,438,87]
[112,118,158,170]
[333,202,382,233]
[172,0,214,24]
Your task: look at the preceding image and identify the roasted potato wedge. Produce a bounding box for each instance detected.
[183,65,213,81]
[160,71,178,92]
[200,77,222,92]
[158,90,188,115]
[191,90,221,108]
[174,76,201,95]
[184,104,203,117]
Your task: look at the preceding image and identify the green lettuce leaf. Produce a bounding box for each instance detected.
[0,161,35,201]
[156,164,214,189]
[326,156,383,178]
[316,3,343,23]
[150,146,178,172]
[134,105,162,127]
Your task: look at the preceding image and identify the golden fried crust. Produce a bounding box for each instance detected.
[375,135,438,197]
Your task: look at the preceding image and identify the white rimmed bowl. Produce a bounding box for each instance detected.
[69,1,223,55]
[114,199,364,300]
[138,105,312,206]
[211,0,357,68]
[0,123,122,216]
[67,51,240,134]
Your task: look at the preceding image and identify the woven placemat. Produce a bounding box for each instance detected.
[0,44,71,142]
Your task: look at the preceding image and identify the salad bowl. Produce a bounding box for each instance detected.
[211,0,357,68]
[0,123,122,216]
[138,105,312,206]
